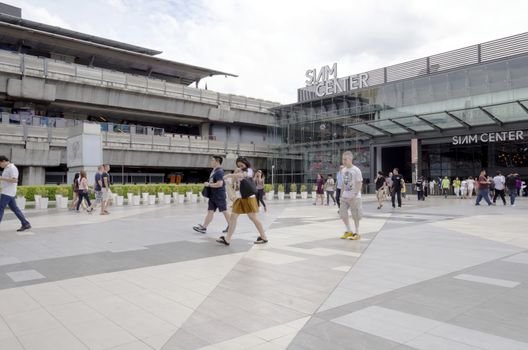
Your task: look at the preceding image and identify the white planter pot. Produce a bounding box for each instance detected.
[40,197,49,209]
[127,193,133,205]
[172,192,179,203]
[178,195,185,204]
[116,196,124,206]
[111,193,118,206]
[266,192,274,201]
[148,195,156,205]
[16,197,26,210]
[59,196,68,209]
[311,192,316,198]
[157,193,164,201]
[34,195,42,208]
[278,192,285,200]
[289,192,297,199]
[191,194,197,203]
[55,195,63,208]
[142,193,149,204]
[301,192,308,199]
[186,192,193,201]
[163,196,172,204]
[132,195,141,206]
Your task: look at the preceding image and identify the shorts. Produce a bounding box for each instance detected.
[103,189,112,201]
[339,197,363,222]
[95,191,103,203]
[208,197,227,212]
[232,197,259,214]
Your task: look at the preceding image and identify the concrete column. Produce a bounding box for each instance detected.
[2,113,10,124]
[66,122,103,184]
[22,166,45,185]
[200,122,210,140]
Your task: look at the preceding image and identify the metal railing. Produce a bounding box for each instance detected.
[0,49,279,113]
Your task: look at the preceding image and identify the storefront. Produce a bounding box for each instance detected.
[269,32,528,186]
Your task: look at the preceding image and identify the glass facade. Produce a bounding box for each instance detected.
[269,54,528,185]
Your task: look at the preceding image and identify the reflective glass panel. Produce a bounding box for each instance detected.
[450,108,496,126]
[392,116,435,132]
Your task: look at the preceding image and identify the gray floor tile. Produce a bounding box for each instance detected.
[6,269,45,282]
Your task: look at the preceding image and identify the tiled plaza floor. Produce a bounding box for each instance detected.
[0,195,527,349]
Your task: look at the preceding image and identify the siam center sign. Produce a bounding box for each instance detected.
[304,63,369,98]
[452,130,525,145]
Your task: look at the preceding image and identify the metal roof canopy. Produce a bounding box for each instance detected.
[0,19,237,85]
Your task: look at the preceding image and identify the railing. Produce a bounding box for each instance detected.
[298,31,528,101]
[0,49,279,113]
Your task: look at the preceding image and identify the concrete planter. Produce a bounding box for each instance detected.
[39,197,49,209]
[178,195,185,204]
[191,194,197,203]
[116,196,124,206]
[289,192,297,199]
[278,192,285,200]
[311,192,316,198]
[148,195,156,205]
[186,192,193,202]
[266,192,274,201]
[111,193,118,206]
[301,192,308,199]
[34,195,42,208]
[142,193,149,204]
[16,197,26,210]
[157,193,164,202]
[163,196,171,204]
[132,195,141,206]
[172,192,179,202]
[127,193,133,205]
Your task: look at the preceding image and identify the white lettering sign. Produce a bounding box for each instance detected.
[452,130,524,145]
[305,63,369,98]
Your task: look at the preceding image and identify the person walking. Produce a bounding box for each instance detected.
[415,176,425,201]
[100,164,111,215]
[423,178,429,197]
[336,165,344,209]
[254,170,267,212]
[217,157,268,246]
[375,171,386,209]
[467,176,475,198]
[0,155,31,231]
[475,170,492,206]
[325,174,336,205]
[76,170,93,212]
[506,172,518,206]
[453,177,461,198]
[70,173,80,210]
[390,168,403,208]
[194,155,231,234]
[313,174,325,205]
[492,171,506,205]
[460,178,468,199]
[441,176,450,198]
[515,174,522,196]
[88,165,103,212]
[429,178,436,196]
[385,172,393,199]
[339,151,363,240]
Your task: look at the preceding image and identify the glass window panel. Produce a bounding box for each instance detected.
[402,80,416,105]
[392,116,435,132]
[420,112,461,129]
[467,66,488,95]
[348,123,384,136]
[508,55,528,89]
[414,77,432,103]
[484,102,528,123]
[430,74,448,101]
[450,108,495,126]
[447,70,467,98]
[486,61,509,91]
[368,119,409,134]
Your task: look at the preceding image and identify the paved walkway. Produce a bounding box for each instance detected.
[0,195,526,349]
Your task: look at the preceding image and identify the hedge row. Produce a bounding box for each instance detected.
[15,184,205,201]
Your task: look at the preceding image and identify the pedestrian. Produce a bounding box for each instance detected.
[336,165,344,209]
[254,170,267,212]
[386,172,393,200]
[423,178,429,197]
[453,177,461,198]
[70,173,80,210]
[429,178,436,196]
[0,155,31,231]
[505,172,518,206]
[390,168,403,208]
[193,155,231,234]
[475,170,492,206]
[313,174,325,206]
[217,157,268,245]
[100,164,111,215]
[339,151,363,240]
[441,176,450,198]
[89,165,103,212]
[492,171,506,205]
[515,175,522,196]
[467,176,475,198]
[415,176,424,201]
[76,170,93,212]
[325,174,336,205]
[461,178,468,199]
[401,179,407,200]
[375,171,386,209]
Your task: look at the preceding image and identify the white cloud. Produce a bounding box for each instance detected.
[6,0,528,103]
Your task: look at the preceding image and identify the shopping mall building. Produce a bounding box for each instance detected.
[269,32,528,186]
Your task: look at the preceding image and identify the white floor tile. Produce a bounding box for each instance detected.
[17,326,88,350]
[454,273,520,288]
[4,308,63,336]
[65,318,136,350]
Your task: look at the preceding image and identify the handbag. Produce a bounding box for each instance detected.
[202,186,211,198]
[240,177,257,198]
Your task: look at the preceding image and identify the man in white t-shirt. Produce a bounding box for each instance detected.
[0,156,31,231]
[492,171,506,205]
[339,151,363,241]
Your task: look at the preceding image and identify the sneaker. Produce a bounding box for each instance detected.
[222,226,229,233]
[340,232,354,239]
[16,224,31,232]
[254,237,268,244]
[348,233,361,240]
[193,225,207,234]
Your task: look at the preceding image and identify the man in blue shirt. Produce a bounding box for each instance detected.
[193,156,231,234]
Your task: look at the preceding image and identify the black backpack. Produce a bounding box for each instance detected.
[240,177,257,198]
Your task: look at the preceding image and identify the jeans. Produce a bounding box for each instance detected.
[442,188,449,198]
[493,189,506,205]
[417,191,424,201]
[326,191,336,205]
[0,194,30,226]
[336,188,341,208]
[391,190,402,207]
[509,190,517,205]
[476,189,492,205]
[76,191,92,211]
[256,189,266,208]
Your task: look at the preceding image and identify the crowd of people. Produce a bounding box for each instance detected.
[70,164,113,215]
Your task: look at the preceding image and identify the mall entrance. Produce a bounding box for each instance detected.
[381,146,412,180]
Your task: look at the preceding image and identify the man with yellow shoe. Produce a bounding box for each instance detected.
[339,151,363,241]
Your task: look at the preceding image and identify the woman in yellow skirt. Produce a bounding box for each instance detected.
[217,157,268,246]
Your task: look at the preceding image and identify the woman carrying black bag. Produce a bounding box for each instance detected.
[217,157,268,246]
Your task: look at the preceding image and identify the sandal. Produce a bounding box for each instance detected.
[254,237,268,244]
[216,236,230,246]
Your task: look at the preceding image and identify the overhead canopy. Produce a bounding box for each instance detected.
[0,16,237,85]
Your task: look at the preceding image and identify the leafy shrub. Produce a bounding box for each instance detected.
[300,184,307,192]
[264,184,273,193]
[278,184,285,192]
[290,184,297,193]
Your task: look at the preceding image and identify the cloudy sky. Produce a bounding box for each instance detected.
[5,0,528,103]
